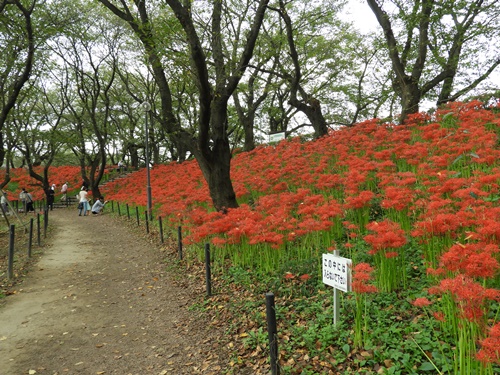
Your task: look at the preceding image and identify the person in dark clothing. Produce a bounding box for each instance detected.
[46,185,55,211]
[25,190,35,213]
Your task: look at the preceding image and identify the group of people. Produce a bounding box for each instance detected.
[44,182,70,211]
[0,181,107,217]
[77,183,107,216]
[19,187,35,213]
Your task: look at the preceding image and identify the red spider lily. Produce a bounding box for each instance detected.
[352,263,378,294]
[342,221,359,231]
[477,322,500,364]
[476,214,500,242]
[211,237,228,246]
[433,311,446,322]
[412,297,432,307]
[434,242,499,279]
[344,190,375,210]
[431,275,500,323]
[413,213,465,237]
[380,186,415,211]
[364,220,407,253]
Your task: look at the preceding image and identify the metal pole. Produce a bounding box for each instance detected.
[333,250,340,325]
[8,224,15,279]
[136,206,140,226]
[266,292,280,375]
[143,101,153,221]
[28,218,33,257]
[178,226,183,260]
[205,243,211,297]
[145,211,149,234]
[37,213,41,246]
[159,216,164,244]
[126,203,130,219]
[43,209,48,238]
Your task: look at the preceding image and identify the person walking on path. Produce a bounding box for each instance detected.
[61,182,68,202]
[25,189,35,213]
[78,187,90,216]
[19,187,27,213]
[46,185,55,211]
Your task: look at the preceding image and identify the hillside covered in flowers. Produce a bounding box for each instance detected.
[4,101,500,373]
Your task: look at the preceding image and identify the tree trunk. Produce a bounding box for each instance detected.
[128,145,139,169]
[196,142,237,213]
[399,81,421,123]
[194,101,238,212]
[243,117,256,152]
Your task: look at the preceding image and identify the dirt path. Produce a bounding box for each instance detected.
[0,209,224,375]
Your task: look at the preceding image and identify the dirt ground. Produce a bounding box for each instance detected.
[0,208,227,375]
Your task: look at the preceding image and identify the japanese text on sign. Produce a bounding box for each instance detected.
[322,253,352,292]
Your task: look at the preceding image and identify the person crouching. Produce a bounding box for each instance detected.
[91,196,107,215]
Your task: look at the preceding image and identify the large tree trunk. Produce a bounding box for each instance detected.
[243,116,256,152]
[194,100,238,211]
[399,80,421,123]
[196,141,237,212]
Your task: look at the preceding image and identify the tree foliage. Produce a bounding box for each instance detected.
[367,0,500,122]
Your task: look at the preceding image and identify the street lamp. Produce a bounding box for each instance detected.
[141,101,153,220]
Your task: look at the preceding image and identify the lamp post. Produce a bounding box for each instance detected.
[142,101,153,220]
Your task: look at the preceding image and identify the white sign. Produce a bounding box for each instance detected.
[322,253,352,292]
[269,132,286,143]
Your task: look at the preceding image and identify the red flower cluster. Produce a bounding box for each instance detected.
[364,220,407,255]
[432,242,499,279]
[352,263,378,294]
[430,275,500,323]
[477,323,500,364]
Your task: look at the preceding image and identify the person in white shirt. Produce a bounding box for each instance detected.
[78,188,89,216]
[19,188,27,212]
[118,160,125,173]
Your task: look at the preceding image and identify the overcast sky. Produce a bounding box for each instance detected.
[343,0,379,34]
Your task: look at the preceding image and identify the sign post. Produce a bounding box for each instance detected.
[269,132,286,143]
[322,251,352,324]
